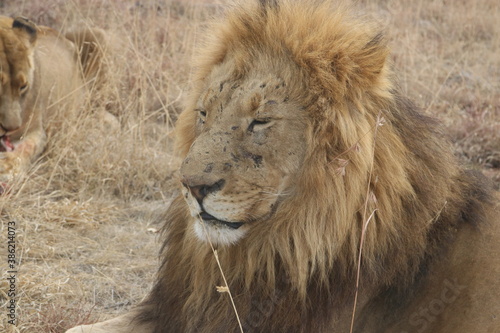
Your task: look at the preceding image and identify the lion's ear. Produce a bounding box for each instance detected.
[316,30,390,99]
[354,32,389,85]
[12,17,37,44]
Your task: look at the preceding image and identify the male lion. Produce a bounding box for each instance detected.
[67,1,499,332]
[0,16,104,187]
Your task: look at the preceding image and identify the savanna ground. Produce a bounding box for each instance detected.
[0,0,498,332]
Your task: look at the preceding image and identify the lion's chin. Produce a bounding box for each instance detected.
[193,218,248,245]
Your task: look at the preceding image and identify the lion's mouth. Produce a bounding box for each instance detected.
[199,212,244,230]
[0,136,14,152]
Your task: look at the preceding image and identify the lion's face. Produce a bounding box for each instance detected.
[180,68,308,245]
[0,17,37,137]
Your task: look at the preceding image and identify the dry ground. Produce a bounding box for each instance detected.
[0,0,498,332]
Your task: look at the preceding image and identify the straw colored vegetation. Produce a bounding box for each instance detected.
[0,0,498,332]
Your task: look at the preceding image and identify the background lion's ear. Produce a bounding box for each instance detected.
[12,17,37,44]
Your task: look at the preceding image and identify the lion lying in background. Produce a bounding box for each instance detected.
[67,1,499,332]
[0,16,105,189]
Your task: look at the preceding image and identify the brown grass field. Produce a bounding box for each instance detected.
[0,0,499,332]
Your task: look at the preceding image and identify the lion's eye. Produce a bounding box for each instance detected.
[248,118,273,132]
[19,84,28,94]
[195,109,207,124]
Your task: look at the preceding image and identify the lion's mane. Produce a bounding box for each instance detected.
[137,1,495,332]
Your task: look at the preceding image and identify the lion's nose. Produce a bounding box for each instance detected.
[182,178,226,204]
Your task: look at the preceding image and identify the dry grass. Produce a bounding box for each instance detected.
[0,0,498,332]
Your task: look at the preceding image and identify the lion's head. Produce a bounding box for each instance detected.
[177,3,394,247]
[175,0,448,263]
[0,17,37,138]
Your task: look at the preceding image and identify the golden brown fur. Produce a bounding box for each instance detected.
[66,1,499,332]
[0,16,105,186]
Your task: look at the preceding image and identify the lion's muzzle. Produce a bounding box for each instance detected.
[181,177,244,229]
[182,178,226,204]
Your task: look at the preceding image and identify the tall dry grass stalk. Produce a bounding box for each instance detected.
[0,1,498,332]
[349,113,384,333]
[197,214,244,333]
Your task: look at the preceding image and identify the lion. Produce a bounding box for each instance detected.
[0,16,105,189]
[66,1,499,332]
